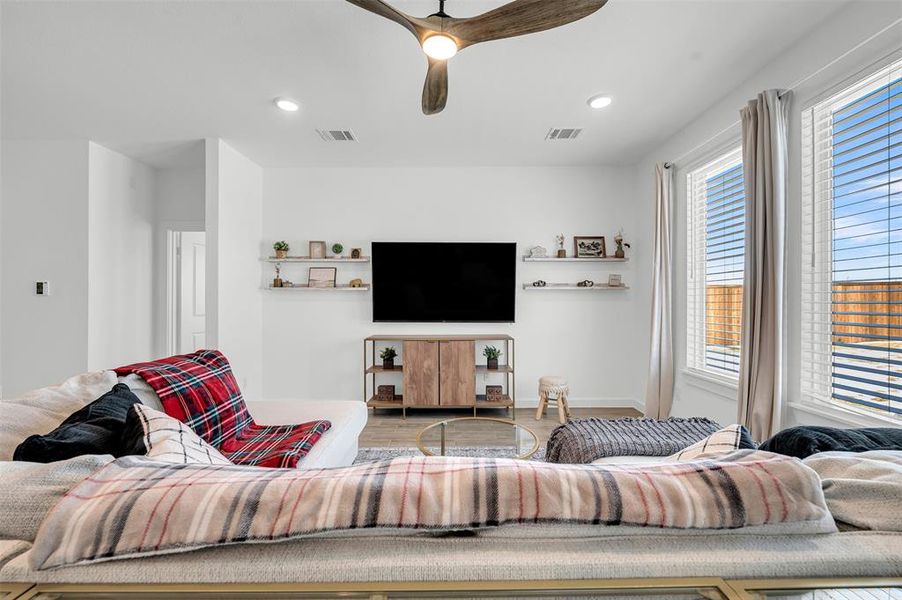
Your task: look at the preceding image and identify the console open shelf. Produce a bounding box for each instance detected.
[364,334,515,418]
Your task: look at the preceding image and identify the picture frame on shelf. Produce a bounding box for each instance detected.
[574,236,606,258]
[308,267,337,288]
[350,248,363,259]
[309,241,327,259]
[608,274,623,287]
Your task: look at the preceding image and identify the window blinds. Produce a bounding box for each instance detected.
[801,58,902,418]
[687,148,745,378]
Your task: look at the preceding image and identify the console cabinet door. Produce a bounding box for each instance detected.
[439,341,476,406]
[403,341,439,406]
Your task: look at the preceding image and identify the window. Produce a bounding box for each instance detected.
[801,58,902,420]
[687,147,745,379]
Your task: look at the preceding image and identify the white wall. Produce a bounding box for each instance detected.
[86,143,156,370]
[156,167,204,224]
[261,166,649,407]
[636,1,902,430]
[205,139,263,400]
[1,140,90,396]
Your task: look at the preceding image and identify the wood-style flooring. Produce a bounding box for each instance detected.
[359,406,643,449]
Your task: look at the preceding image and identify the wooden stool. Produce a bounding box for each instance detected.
[537,376,571,424]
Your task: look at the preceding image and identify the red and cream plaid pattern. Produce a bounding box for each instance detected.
[30,451,834,570]
[116,350,330,468]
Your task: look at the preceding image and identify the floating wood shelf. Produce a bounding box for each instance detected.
[264,256,371,263]
[476,365,514,374]
[366,365,404,374]
[267,284,371,291]
[522,256,628,263]
[522,283,629,291]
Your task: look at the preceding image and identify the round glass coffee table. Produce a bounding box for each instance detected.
[415,417,540,460]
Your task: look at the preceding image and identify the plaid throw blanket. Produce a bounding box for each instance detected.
[31,451,832,569]
[115,351,331,468]
[546,417,733,464]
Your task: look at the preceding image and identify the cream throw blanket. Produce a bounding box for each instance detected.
[31,450,833,570]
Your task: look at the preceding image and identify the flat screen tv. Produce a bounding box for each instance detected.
[372,242,516,323]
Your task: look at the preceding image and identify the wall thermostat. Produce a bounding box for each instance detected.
[35,281,50,296]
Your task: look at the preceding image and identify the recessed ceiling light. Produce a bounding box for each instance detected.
[422,35,458,60]
[274,97,300,112]
[587,95,613,110]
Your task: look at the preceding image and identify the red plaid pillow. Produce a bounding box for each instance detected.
[116,350,330,468]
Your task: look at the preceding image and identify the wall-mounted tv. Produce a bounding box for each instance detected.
[372,242,516,323]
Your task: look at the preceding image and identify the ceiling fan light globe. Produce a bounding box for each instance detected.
[422,35,458,60]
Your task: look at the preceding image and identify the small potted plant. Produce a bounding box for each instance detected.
[484,346,502,370]
[332,243,344,257]
[380,347,398,370]
[273,241,290,259]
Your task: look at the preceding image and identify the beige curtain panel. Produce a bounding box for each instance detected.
[645,163,674,419]
[738,90,790,441]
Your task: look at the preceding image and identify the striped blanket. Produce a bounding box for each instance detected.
[31,451,833,570]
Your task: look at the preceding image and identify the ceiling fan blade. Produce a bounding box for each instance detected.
[447,0,608,47]
[344,0,423,38]
[422,58,449,115]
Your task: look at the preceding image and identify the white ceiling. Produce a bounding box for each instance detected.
[2,0,850,168]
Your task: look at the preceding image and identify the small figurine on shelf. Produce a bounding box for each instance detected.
[273,264,283,288]
[555,234,566,258]
[613,230,631,259]
[273,240,290,260]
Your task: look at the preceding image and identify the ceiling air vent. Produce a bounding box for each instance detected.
[316,129,358,142]
[545,128,583,141]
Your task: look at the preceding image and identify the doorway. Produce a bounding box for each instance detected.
[167,231,206,355]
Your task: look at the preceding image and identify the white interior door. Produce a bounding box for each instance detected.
[178,231,206,353]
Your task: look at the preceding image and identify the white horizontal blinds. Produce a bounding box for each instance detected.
[801,58,902,419]
[686,148,745,377]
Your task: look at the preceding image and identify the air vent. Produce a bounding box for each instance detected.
[316,129,358,142]
[545,128,583,141]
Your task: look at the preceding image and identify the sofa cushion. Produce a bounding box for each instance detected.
[13,384,140,463]
[0,371,118,461]
[121,404,231,465]
[0,455,113,541]
[668,425,756,461]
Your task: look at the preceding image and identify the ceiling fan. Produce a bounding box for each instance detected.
[345,0,608,115]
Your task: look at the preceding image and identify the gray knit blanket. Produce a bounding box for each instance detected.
[546,417,724,464]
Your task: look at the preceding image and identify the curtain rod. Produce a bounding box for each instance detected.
[666,17,902,168]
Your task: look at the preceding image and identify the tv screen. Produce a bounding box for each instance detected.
[372,242,516,323]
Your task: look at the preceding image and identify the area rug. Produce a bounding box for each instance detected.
[355,446,546,463]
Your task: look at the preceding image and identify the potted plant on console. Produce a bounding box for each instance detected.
[381,347,398,370]
[273,241,290,260]
[484,346,502,370]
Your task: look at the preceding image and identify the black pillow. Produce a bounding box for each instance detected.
[13,383,142,463]
[759,425,902,459]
